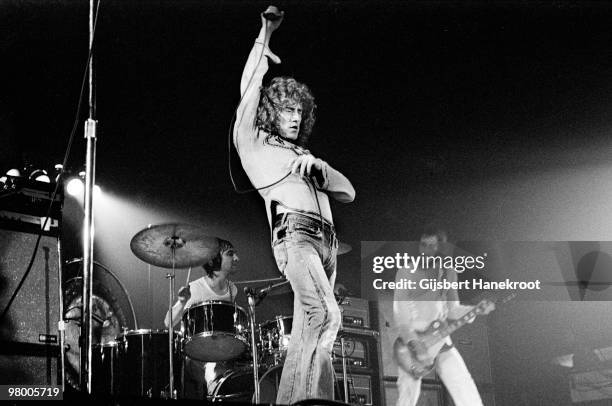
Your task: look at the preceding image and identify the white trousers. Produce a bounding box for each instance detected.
[396,346,484,406]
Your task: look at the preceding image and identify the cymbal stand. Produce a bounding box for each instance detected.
[338,306,349,402]
[165,236,182,399]
[245,289,260,403]
[340,336,349,402]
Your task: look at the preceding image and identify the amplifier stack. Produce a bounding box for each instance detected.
[335,297,384,406]
[0,176,63,385]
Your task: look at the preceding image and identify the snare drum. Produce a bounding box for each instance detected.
[182,301,249,362]
[259,316,293,365]
[116,329,182,398]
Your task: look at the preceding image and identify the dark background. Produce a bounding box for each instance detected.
[2,1,612,404]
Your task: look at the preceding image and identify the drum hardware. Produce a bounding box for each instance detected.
[259,315,293,367]
[339,335,349,402]
[244,287,262,403]
[339,309,349,403]
[130,223,219,399]
[246,278,291,305]
[242,277,292,402]
[234,276,285,284]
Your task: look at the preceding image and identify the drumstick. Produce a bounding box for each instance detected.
[186,267,192,286]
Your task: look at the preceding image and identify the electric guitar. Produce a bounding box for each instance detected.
[393,294,514,378]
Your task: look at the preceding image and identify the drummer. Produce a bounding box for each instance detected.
[164,238,239,400]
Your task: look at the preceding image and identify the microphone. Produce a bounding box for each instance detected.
[244,285,272,306]
[257,284,273,297]
[262,5,282,21]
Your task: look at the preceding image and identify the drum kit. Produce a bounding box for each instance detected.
[76,222,353,402]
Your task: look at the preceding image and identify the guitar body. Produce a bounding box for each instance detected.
[393,323,448,379]
[393,295,506,379]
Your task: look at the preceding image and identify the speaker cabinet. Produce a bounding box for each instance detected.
[335,373,373,405]
[0,228,61,384]
[384,379,444,406]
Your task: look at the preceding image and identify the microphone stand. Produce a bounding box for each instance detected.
[80,0,98,393]
[245,288,260,403]
[244,278,290,402]
[336,296,349,402]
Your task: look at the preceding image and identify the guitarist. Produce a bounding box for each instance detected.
[393,225,494,406]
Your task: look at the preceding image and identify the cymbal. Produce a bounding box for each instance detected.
[338,242,352,255]
[130,223,219,269]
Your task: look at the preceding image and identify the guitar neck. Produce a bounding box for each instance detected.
[443,305,483,336]
[436,293,514,338]
[422,293,514,348]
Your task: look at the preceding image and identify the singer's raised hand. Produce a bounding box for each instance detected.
[261,5,284,32]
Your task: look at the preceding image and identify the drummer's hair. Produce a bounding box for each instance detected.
[256,76,316,146]
[203,238,234,276]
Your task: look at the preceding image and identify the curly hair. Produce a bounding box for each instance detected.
[256,76,316,146]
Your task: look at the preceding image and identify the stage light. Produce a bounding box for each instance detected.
[66,177,103,200]
[66,178,84,197]
[2,169,22,186]
[28,169,50,183]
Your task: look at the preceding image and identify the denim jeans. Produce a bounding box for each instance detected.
[396,345,483,406]
[272,213,340,403]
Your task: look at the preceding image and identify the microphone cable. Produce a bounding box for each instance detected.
[226,12,329,257]
[227,22,292,194]
[0,0,102,322]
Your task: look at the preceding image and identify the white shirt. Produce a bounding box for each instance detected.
[184,276,238,309]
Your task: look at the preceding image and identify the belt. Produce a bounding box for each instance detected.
[273,212,335,234]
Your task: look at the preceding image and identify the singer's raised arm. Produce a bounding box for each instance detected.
[233,12,283,153]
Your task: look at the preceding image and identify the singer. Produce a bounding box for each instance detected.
[233,6,355,403]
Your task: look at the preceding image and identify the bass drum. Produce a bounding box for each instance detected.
[259,364,284,403]
[62,259,137,392]
[208,365,283,403]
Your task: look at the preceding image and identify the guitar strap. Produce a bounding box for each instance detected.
[437,266,450,299]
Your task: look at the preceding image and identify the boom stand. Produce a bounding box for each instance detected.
[246,291,260,403]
